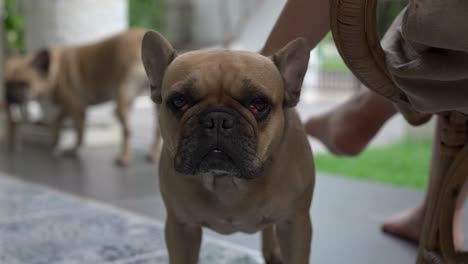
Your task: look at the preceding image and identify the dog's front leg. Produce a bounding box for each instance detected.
[51,108,67,148]
[276,212,312,264]
[114,101,131,166]
[262,225,283,264]
[166,212,202,264]
[63,109,85,157]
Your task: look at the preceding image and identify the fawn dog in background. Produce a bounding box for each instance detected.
[4,29,161,166]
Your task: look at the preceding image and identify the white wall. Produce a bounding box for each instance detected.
[190,0,286,50]
[191,0,243,47]
[22,0,128,51]
[227,0,286,51]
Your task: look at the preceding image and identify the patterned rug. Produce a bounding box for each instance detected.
[0,174,262,264]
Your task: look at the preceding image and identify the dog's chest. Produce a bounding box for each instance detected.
[202,199,286,234]
[186,176,289,234]
[204,213,276,234]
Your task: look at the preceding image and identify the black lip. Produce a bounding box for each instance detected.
[200,148,232,161]
[196,148,237,174]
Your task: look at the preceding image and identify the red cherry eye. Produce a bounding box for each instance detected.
[248,98,269,115]
[172,96,188,110]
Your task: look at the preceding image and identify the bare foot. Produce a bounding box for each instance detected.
[382,206,424,243]
[382,205,464,249]
[305,91,396,156]
[305,112,369,156]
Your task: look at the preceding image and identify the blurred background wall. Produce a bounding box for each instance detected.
[1,0,422,146]
[22,0,128,51]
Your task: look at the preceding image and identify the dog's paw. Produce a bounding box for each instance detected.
[62,149,78,158]
[114,156,130,167]
[265,257,283,264]
[264,250,283,264]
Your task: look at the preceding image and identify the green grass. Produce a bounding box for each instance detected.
[314,140,432,190]
[319,60,348,72]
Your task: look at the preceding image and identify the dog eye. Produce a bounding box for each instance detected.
[171,96,188,111]
[249,98,268,113]
[248,98,270,116]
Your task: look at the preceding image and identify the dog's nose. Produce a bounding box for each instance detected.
[203,111,235,131]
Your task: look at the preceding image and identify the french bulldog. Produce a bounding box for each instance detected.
[142,31,315,264]
[4,29,162,165]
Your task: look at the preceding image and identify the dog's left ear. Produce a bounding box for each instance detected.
[272,38,310,107]
[32,49,51,77]
[142,31,177,104]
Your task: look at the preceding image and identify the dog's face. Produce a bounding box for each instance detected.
[4,50,51,105]
[142,32,309,180]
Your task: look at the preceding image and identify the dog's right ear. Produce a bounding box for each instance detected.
[142,31,177,104]
[31,49,51,77]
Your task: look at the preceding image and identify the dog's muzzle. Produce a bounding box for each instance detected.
[174,107,262,180]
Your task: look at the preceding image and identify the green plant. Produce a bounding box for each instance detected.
[376,1,407,38]
[4,0,25,53]
[129,0,166,33]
